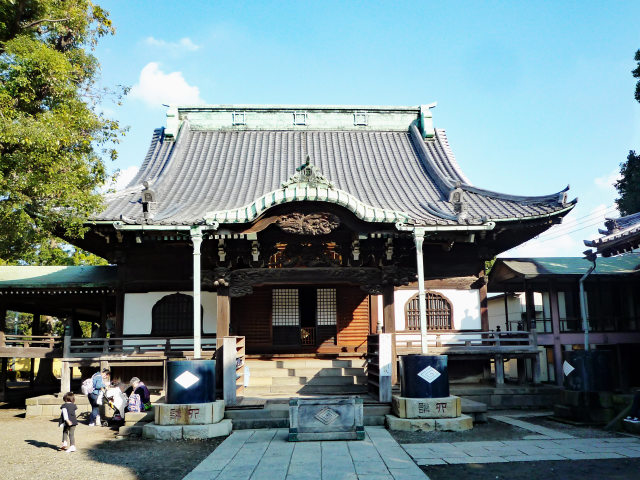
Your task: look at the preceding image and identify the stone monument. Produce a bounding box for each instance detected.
[289,396,364,441]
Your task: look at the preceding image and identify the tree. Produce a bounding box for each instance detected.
[634,49,640,103]
[615,150,640,216]
[614,52,640,216]
[0,1,124,263]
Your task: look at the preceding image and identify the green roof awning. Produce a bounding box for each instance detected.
[0,266,117,289]
[489,253,640,291]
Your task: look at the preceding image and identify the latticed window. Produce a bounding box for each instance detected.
[272,289,300,326]
[151,293,203,336]
[405,292,453,330]
[316,288,337,325]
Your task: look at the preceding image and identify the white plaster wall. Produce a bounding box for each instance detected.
[123,291,217,335]
[487,295,522,331]
[392,288,481,331]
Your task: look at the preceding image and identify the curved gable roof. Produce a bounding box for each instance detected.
[94,105,574,227]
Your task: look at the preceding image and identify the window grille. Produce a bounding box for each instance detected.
[272,289,300,326]
[405,291,452,330]
[316,288,337,325]
[151,293,202,336]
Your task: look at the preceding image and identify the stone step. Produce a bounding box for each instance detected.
[244,367,366,379]
[243,384,369,395]
[269,375,366,386]
[226,403,389,430]
[245,358,367,369]
[291,367,366,377]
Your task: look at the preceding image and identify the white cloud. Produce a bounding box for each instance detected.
[144,36,200,52]
[129,62,204,108]
[594,168,621,194]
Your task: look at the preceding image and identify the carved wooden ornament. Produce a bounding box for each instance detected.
[276,212,340,235]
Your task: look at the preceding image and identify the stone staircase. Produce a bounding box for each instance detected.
[242,357,368,396]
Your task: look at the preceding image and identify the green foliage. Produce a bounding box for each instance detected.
[615,150,640,216]
[0,1,124,263]
[484,257,496,275]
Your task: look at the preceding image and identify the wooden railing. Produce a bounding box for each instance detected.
[300,327,316,346]
[395,330,536,351]
[66,335,217,358]
[0,332,62,349]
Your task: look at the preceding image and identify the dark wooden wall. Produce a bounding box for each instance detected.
[231,286,370,353]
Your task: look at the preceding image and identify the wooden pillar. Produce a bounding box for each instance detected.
[531,354,541,385]
[382,285,397,384]
[115,289,125,337]
[524,284,535,331]
[0,357,7,402]
[0,304,6,332]
[503,294,510,331]
[61,361,71,394]
[29,312,41,386]
[479,269,489,331]
[495,354,505,386]
[548,283,564,385]
[99,298,108,337]
[517,359,526,384]
[216,288,230,348]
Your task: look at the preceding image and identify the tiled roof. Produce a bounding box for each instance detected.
[94,107,574,227]
[584,212,640,257]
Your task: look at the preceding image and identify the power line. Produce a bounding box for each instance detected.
[534,205,617,238]
[518,208,618,246]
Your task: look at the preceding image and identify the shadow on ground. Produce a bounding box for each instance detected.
[85,432,225,480]
[25,439,59,450]
[425,458,640,480]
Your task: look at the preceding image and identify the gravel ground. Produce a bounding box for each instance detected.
[0,407,223,480]
[521,415,623,439]
[389,418,534,444]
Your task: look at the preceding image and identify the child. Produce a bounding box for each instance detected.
[59,392,78,453]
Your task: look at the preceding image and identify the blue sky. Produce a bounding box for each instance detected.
[95,1,640,257]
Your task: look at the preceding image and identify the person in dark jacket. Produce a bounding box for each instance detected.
[59,392,78,452]
[129,377,151,411]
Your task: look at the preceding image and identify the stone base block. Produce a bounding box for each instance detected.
[560,390,614,409]
[385,415,435,432]
[183,419,232,439]
[155,403,214,425]
[142,424,183,441]
[212,400,225,424]
[435,414,473,431]
[125,411,154,425]
[118,426,143,437]
[386,414,473,432]
[392,395,461,419]
[26,405,43,417]
[623,421,640,434]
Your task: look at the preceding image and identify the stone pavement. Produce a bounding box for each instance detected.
[402,436,640,466]
[182,427,428,480]
[402,412,640,466]
[183,414,640,479]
